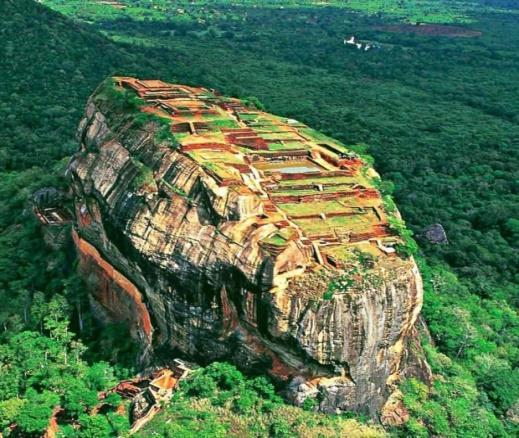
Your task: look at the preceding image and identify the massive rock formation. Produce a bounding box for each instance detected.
[68,77,428,418]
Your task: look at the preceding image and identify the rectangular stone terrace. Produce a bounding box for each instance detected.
[115,77,398,267]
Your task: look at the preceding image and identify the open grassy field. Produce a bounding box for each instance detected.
[41,1,518,24]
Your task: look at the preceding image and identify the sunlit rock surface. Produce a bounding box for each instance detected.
[68,78,428,418]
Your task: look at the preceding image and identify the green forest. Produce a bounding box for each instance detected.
[1,0,518,436]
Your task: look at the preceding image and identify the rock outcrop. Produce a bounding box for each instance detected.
[68,77,428,418]
[423,223,448,244]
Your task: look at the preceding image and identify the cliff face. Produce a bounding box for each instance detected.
[68,78,428,418]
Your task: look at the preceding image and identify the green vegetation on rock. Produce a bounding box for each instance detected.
[131,159,155,191]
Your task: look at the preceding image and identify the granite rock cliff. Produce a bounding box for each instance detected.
[68,78,429,418]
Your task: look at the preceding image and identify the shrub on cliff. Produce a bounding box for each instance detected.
[181,362,283,414]
[388,217,419,258]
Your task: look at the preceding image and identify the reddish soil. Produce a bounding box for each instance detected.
[379,24,482,38]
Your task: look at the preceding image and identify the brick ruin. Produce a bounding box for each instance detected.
[101,360,192,434]
[115,76,399,267]
[41,360,192,437]
[32,187,74,250]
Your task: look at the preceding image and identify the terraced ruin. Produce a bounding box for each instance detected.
[69,77,425,417]
[116,77,398,269]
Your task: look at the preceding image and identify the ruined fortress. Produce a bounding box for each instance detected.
[68,77,427,418]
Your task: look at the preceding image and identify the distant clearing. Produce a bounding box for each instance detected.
[379,24,482,37]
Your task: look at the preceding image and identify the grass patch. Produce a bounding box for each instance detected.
[277,176,358,186]
[278,201,352,216]
[268,141,307,151]
[263,233,287,246]
[131,159,155,191]
[260,132,301,141]
[210,118,240,129]
[237,112,259,121]
[294,213,374,235]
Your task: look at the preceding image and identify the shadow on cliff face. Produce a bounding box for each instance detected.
[67,78,431,420]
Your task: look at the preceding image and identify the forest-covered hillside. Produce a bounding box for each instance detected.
[41,0,519,301]
[1,0,518,436]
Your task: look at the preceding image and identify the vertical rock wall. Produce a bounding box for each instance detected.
[68,87,428,418]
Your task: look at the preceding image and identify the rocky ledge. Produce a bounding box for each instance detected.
[68,77,429,419]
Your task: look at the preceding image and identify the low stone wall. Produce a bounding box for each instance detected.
[271,190,358,203]
[254,149,309,160]
[358,189,379,199]
[229,163,252,173]
[287,211,360,220]
[349,225,389,243]
[278,169,354,180]
[181,142,231,152]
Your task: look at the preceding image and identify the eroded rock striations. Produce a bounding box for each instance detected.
[68,77,428,418]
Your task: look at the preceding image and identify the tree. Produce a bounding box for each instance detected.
[61,377,99,417]
[0,398,25,430]
[15,389,59,435]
